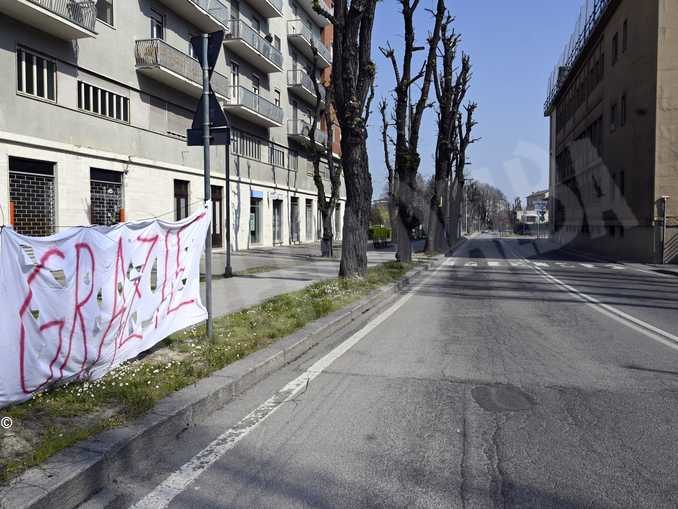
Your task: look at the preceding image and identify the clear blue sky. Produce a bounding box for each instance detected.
[367,0,583,204]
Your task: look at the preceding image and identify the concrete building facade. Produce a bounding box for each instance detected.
[0,0,343,251]
[545,0,678,263]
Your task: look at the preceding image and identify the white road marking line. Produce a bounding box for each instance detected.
[464,262,478,267]
[555,263,576,268]
[533,262,549,268]
[504,243,678,353]
[580,263,596,269]
[606,264,625,270]
[130,258,454,509]
[509,261,527,267]
[488,261,501,267]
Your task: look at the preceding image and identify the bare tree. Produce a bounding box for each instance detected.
[306,45,342,257]
[379,0,445,262]
[379,99,398,244]
[447,101,478,242]
[314,0,378,277]
[426,15,463,252]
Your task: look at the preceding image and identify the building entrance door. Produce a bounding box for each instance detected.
[250,197,261,245]
[290,197,300,243]
[211,185,223,248]
[273,199,283,244]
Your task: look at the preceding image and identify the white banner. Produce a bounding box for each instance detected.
[0,205,211,408]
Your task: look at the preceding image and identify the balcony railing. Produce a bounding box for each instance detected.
[156,0,230,31]
[228,20,283,69]
[189,0,228,26]
[288,119,327,146]
[27,0,97,31]
[231,85,283,124]
[287,19,332,65]
[135,39,230,98]
[287,69,325,102]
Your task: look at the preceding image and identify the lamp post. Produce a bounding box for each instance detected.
[223,118,233,278]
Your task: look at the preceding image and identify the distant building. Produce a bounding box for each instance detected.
[545,0,678,263]
[516,190,549,230]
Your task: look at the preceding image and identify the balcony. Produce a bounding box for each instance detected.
[224,20,283,73]
[246,0,282,18]
[294,0,331,27]
[287,19,331,68]
[287,69,325,107]
[1,0,96,40]
[154,0,230,33]
[288,119,327,147]
[135,39,230,100]
[223,86,283,128]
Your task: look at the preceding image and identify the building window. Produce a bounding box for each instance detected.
[96,0,114,25]
[151,10,164,39]
[620,93,627,127]
[622,19,628,52]
[269,144,285,167]
[90,169,123,225]
[174,180,189,220]
[252,75,260,95]
[289,150,299,171]
[274,88,280,107]
[9,157,56,236]
[612,32,619,65]
[78,81,129,122]
[610,102,617,132]
[16,48,56,101]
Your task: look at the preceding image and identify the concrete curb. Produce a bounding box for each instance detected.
[0,245,461,509]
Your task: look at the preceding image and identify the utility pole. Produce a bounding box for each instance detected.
[201,33,213,338]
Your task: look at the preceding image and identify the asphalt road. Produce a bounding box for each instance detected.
[115,234,678,509]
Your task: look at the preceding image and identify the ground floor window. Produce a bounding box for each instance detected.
[9,156,56,236]
[90,168,123,226]
[335,203,342,241]
[211,185,223,248]
[174,180,189,220]
[250,196,262,244]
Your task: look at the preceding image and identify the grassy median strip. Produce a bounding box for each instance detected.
[0,261,413,485]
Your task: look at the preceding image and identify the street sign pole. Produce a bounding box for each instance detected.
[201,33,213,338]
[224,143,233,277]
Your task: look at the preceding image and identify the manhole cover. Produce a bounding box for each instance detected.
[471,384,535,412]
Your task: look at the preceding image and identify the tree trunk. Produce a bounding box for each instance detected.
[320,207,334,257]
[447,181,463,244]
[339,132,372,277]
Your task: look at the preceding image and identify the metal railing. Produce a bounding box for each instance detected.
[135,39,230,99]
[288,119,327,146]
[231,86,283,124]
[544,0,611,114]
[269,0,283,13]
[189,0,229,28]
[287,69,325,102]
[287,19,332,64]
[228,20,283,69]
[27,0,97,31]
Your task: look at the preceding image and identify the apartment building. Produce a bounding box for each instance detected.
[0,0,343,250]
[545,0,678,263]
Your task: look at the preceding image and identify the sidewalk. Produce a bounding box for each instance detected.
[200,242,404,318]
